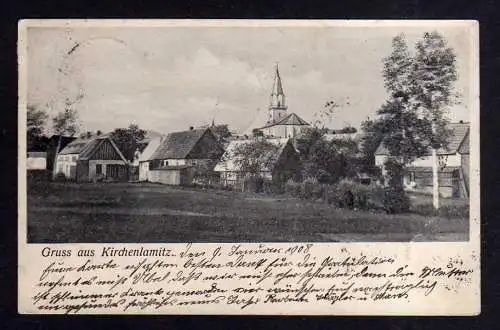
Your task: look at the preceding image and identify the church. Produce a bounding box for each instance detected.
[256,64,310,138]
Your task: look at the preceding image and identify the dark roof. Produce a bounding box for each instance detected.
[375,122,470,156]
[260,113,310,129]
[59,137,128,162]
[58,138,95,155]
[149,128,210,160]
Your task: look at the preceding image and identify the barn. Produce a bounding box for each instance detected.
[56,136,129,182]
[146,127,224,186]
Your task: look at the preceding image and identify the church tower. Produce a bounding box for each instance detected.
[268,63,288,123]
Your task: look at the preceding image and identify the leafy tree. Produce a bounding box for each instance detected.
[210,124,232,143]
[27,104,48,137]
[27,104,48,150]
[296,127,358,184]
[110,124,146,162]
[377,32,458,212]
[52,108,80,137]
[229,139,280,177]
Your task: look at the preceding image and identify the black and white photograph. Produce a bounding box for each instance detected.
[23,21,475,244]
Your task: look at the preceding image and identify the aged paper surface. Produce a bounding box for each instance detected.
[18,19,480,315]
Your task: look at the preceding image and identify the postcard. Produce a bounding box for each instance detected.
[18,19,479,315]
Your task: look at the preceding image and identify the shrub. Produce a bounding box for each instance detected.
[312,183,325,200]
[383,186,410,213]
[285,179,301,198]
[326,179,382,210]
[54,172,66,182]
[243,175,264,193]
[299,178,318,199]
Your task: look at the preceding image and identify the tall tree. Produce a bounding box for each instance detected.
[210,124,232,143]
[52,108,80,137]
[27,104,48,137]
[27,104,48,150]
[110,124,146,162]
[377,32,457,212]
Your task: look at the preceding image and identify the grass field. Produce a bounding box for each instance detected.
[27,181,469,243]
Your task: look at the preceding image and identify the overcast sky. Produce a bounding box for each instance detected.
[26,22,473,135]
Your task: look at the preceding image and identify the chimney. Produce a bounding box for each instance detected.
[189,126,194,131]
[459,120,464,124]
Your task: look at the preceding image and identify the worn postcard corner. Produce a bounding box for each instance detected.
[18,19,479,315]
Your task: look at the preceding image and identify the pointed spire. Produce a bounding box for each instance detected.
[272,62,284,96]
[270,63,286,109]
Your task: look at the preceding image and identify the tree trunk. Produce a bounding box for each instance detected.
[52,135,62,180]
[432,147,439,209]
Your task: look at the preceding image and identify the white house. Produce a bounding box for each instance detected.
[375,122,470,198]
[137,136,164,182]
[27,152,47,170]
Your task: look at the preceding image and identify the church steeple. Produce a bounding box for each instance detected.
[268,63,287,123]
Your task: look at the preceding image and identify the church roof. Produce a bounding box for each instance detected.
[259,112,310,129]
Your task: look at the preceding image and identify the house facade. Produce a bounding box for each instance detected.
[137,136,165,182]
[375,122,470,198]
[146,127,224,185]
[214,137,301,187]
[56,136,129,182]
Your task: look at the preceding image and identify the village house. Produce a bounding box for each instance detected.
[254,64,310,139]
[55,136,129,182]
[214,137,301,187]
[145,127,224,186]
[27,152,47,171]
[375,121,470,198]
[136,136,165,182]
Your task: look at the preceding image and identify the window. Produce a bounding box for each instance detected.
[163,160,169,167]
[96,164,102,174]
[72,155,77,162]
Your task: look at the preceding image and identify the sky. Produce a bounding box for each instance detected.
[25,22,474,135]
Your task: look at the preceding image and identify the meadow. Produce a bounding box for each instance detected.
[27,181,469,243]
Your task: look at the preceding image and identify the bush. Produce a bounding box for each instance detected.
[383,186,410,213]
[54,172,67,182]
[326,179,382,210]
[262,180,285,195]
[285,179,301,198]
[299,178,318,199]
[243,175,264,193]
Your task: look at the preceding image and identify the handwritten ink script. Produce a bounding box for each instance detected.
[29,244,474,314]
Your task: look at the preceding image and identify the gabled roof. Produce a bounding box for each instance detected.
[58,138,94,155]
[59,137,128,163]
[260,112,310,129]
[214,137,291,172]
[138,136,165,162]
[149,128,212,160]
[375,122,470,156]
